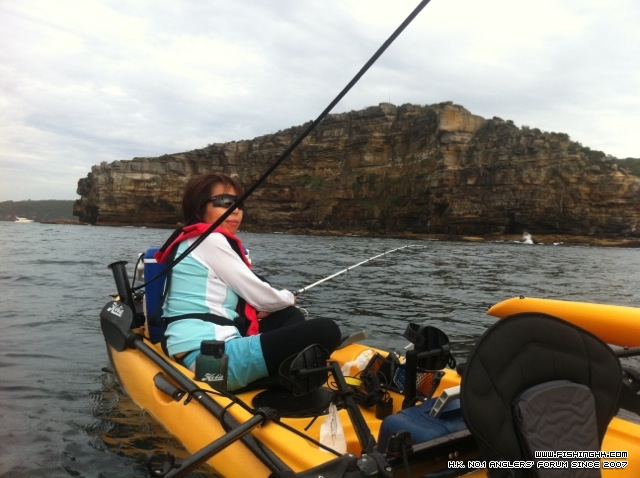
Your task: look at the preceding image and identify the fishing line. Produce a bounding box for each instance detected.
[295,244,425,295]
[134,0,433,292]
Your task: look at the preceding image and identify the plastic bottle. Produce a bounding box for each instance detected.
[195,340,228,391]
[340,349,374,376]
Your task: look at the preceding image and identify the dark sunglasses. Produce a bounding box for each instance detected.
[208,194,243,210]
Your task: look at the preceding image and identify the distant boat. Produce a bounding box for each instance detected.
[15,217,34,223]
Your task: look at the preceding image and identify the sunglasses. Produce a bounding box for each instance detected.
[208,194,243,210]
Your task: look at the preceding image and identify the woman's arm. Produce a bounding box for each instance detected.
[193,233,295,311]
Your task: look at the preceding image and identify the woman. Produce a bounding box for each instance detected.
[155,172,341,391]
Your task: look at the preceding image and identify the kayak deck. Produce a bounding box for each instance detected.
[107,334,640,477]
[109,338,471,476]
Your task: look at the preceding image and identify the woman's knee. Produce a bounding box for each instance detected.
[308,317,341,351]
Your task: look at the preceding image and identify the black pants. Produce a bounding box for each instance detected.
[259,307,341,375]
[258,306,306,333]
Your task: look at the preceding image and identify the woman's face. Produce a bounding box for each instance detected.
[202,182,243,235]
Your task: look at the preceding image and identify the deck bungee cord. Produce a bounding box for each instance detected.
[128,0,434,299]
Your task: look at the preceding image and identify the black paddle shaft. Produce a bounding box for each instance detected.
[159,409,277,478]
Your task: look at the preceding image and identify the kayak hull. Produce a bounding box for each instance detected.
[487,296,640,347]
[107,338,467,476]
[106,333,640,477]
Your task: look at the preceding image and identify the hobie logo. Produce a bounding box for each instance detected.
[107,302,125,317]
[202,373,224,382]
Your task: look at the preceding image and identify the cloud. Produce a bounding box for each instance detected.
[1,0,639,201]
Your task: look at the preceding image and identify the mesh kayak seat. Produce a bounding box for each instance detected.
[461,313,622,478]
[252,344,334,418]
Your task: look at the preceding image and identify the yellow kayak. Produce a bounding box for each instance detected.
[108,339,471,477]
[487,296,640,347]
[101,262,640,477]
[100,301,640,477]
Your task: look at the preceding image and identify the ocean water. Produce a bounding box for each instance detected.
[1,222,639,477]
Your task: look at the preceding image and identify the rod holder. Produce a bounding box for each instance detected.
[108,261,134,310]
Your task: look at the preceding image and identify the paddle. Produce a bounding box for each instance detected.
[616,347,640,358]
[155,410,276,478]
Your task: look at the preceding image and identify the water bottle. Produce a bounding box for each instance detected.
[195,340,228,391]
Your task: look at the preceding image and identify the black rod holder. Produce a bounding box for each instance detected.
[108,261,134,310]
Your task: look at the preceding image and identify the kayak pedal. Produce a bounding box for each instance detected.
[153,373,186,401]
[429,385,460,418]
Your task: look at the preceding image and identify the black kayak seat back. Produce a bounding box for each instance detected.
[461,313,622,475]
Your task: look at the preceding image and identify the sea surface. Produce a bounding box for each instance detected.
[1,222,639,477]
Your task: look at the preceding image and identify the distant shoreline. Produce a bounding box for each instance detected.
[296,230,640,248]
[11,219,639,248]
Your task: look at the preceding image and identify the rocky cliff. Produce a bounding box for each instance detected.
[74,102,640,237]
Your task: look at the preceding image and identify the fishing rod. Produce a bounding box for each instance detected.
[135,0,433,291]
[295,244,423,295]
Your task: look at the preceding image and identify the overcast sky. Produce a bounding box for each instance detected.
[1,0,638,201]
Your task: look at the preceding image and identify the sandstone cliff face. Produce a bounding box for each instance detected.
[74,103,640,237]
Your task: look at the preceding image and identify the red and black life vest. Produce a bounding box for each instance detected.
[155,223,260,336]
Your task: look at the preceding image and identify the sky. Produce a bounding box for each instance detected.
[1,0,639,201]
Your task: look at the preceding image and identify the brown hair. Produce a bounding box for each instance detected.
[181,173,244,225]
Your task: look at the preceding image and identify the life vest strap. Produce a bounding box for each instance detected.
[164,313,237,328]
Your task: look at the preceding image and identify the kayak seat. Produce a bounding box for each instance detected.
[252,387,334,418]
[461,313,622,478]
[251,344,335,418]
